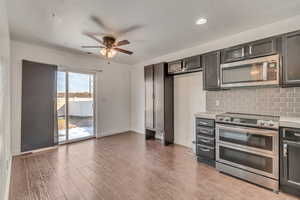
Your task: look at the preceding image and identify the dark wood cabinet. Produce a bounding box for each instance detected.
[167,60,183,74]
[280,128,300,197]
[144,63,174,145]
[203,51,221,91]
[167,55,201,75]
[221,45,245,63]
[221,37,279,64]
[183,56,201,71]
[247,37,277,58]
[144,65,154,130]
[282,31,300,87]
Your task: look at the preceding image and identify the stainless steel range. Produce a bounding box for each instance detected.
[215,113,279,192]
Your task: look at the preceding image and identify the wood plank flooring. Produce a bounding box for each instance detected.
[9,132,299,200]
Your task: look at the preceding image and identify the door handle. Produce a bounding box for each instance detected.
[283,144,288,157]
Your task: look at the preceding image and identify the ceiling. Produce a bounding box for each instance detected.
[7,0,300,65]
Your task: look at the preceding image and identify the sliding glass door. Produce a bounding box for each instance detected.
[57,71,95,143]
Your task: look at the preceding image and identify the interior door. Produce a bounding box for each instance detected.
[21,60,57,152]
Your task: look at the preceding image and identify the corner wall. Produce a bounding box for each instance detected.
[0,0,11,199]
[10,40,131,155]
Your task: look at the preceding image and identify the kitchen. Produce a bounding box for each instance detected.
[5,1,300,199]
[143,30,300,197]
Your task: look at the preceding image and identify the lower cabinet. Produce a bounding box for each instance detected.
[280,128,300,197]
[195,118,215,167]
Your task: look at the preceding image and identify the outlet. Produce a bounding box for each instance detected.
[216,100,220,106]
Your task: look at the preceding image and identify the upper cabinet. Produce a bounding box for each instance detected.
[247,38,278,58]
[168,60,183,74]
[203,51,221,91]
[221,37,279,63]
[282,31,300,87]
[221,45,246,63]
[168,55,201,75]
[183,56,201,71]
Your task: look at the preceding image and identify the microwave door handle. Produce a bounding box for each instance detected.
[262,62,268,81]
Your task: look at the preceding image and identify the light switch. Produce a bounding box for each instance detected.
[216,100,220,106]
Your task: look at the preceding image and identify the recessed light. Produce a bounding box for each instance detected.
[196,18,207,25]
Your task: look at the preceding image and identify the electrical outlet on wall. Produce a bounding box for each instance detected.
[216,100,220,106]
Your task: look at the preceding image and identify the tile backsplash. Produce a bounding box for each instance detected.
[206,87,300,117]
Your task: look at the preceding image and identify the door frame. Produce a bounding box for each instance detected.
[57,69,97,144]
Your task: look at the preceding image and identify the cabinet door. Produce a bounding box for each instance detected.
[282,140,300,190]
[248,38,277,58]
[154,63,165,133]
[168,60,182,74]
[183,56,201,71]
[203,51,221,90]
[221,45,245,63]
[282,31,300,86]
[144,65,154,129]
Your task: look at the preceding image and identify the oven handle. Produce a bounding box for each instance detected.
[216,124,278,136]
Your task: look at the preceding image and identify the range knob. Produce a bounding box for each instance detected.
[224,117,231,122]
[266,121,275,127]
[217,117,223,121]
[257,120,265,126]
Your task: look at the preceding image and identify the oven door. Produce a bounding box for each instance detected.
[216,124,278,179]
[220,54,279,88]
[216,124,278,155]
[216,144,278,179]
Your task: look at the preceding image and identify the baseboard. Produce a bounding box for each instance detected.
[130,127,145,134]
[98,129,130,137]
[4,157,12,200]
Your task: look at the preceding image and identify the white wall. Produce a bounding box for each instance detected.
[130,14,300,147]
[10,40,131,155]
[174,72,206,148]
[0,0,11,199]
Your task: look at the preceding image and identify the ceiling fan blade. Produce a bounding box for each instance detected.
[83,32,104,44]
[81,45,104,48]
[116,25,143,37]
[90,15,113,32]
[114,47,133,55]
[83,31,108,37]
[115,40,130,46]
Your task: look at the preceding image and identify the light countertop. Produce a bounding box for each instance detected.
[194,112,300,129]
[194,112,222,120]
[280,116,300,129]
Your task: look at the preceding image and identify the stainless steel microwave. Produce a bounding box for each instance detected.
[220,54,280,88]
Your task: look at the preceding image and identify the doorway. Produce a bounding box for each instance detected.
[57,71,95,143]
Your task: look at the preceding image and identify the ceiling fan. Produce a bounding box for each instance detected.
[82,16,142,58]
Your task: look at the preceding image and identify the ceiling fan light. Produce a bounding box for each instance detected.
[100,48,117,58]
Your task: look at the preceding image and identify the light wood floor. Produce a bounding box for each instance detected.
[9,132,299,200]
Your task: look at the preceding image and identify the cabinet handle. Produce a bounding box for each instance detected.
[249,46,253,55]
[199,129,209,134]
[200,139,211,143]
[241,47,245,57]
[294,133,300,137]
[283,144,288,157]
[199,148,210,152]
[198,122,208,126]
